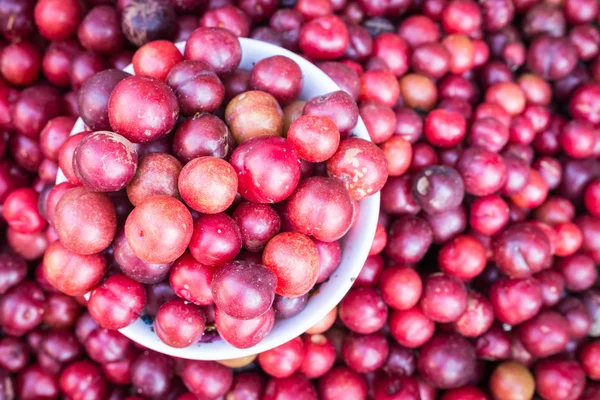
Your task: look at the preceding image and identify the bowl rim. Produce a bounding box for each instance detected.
[57,37,380,360]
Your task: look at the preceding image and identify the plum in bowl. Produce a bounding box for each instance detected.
[55,37,380,360]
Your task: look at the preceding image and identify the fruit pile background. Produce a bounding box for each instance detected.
[1,0,600,399]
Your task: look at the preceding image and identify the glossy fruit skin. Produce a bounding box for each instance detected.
[303,90,359,135]
[424,109,466,148]
[201,6,251,38]
[78,69,131,132]
[39,116,76,161]
[16,363,60,400]
[258,337,305,378]
[7,227,49,261]
[342,332,389,374]
[112,229,171,284]
[2,188,46,234]
[318,366,368,400]
[73,131,139,192]
[43,241,107,297]
[126,152,182,207]
[417,332,476,389]
[54,187,117,255]
[211,260,277,320]
[0,336,29,373]
[34,0,82,41]
[124,195,193,264]
[87,273,146,330]
[287,115,341,163]
[181,360,233,399]
[274,294,308,319]
[82,327,130,365]
[189,212,242,267]
[154,299,206,348]
[527,36,577,81]
[262,232,319,297]
[389,306,435,349]
[250,55,303,105]
[489,277,543,326]
[374,374,420,400]
[108,75,179,143]
[502,156,532,197]
[556,253,596,292]
[184,27,242,76]
[584,179,600,216]
[225,90,284,144]
[492,223,551,278]
[378,266,421,311]
[172,114,234,163]
[535,269,565,307]
[385,216,433,264]
[59,360,107,400]
[579,342,600,380]
[58,133,88,185]
[299,15,349,60]
[321,62,360,101]
[490,362,535,400]
[535,359,586,400]
[468,117,510,153]
[78,5,124,55]
[166,60,224,115]
[420,272,468,323]
[178,156,238,214]
[326,137,388,200]
[133,40,183,82]
[216,307,275,349]
[264,373,318,400]
[359,70,401,109]
[287,176,354,242]
[36,329,83,375]
[0,250,27,295]
[12,85,64,139]
[231,136,301,204]
[300,334,336,379]
[518,310,569,358]
[411,165,464,215]
[339,287,388,334]
[233,202,281,252]
[456,146,507,197]
[0,280,45,336]
[438,235,487,280]
[453,291,494,338]
[0,41,42,88]
[169,251,213,307]
[225,372,265,399]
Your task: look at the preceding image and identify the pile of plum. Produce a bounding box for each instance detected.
[0,0,599,399]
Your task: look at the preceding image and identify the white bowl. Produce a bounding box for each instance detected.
[57,38,379,360]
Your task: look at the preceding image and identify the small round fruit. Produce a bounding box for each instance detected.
[225,90,284,144]
[87,274,146,330]
[211,261,277,320]
[124,195,193,264]
[73,131,138,192]
[230,136,301,204]
[326,137,388,200]
[262,232,319,297]
[287,177,354,242]
[178,157,238,214]
[155,299,205,348]
[108,75,179,143]
[54,187,116,255]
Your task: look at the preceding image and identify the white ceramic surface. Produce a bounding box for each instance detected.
[57,38,380,360]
